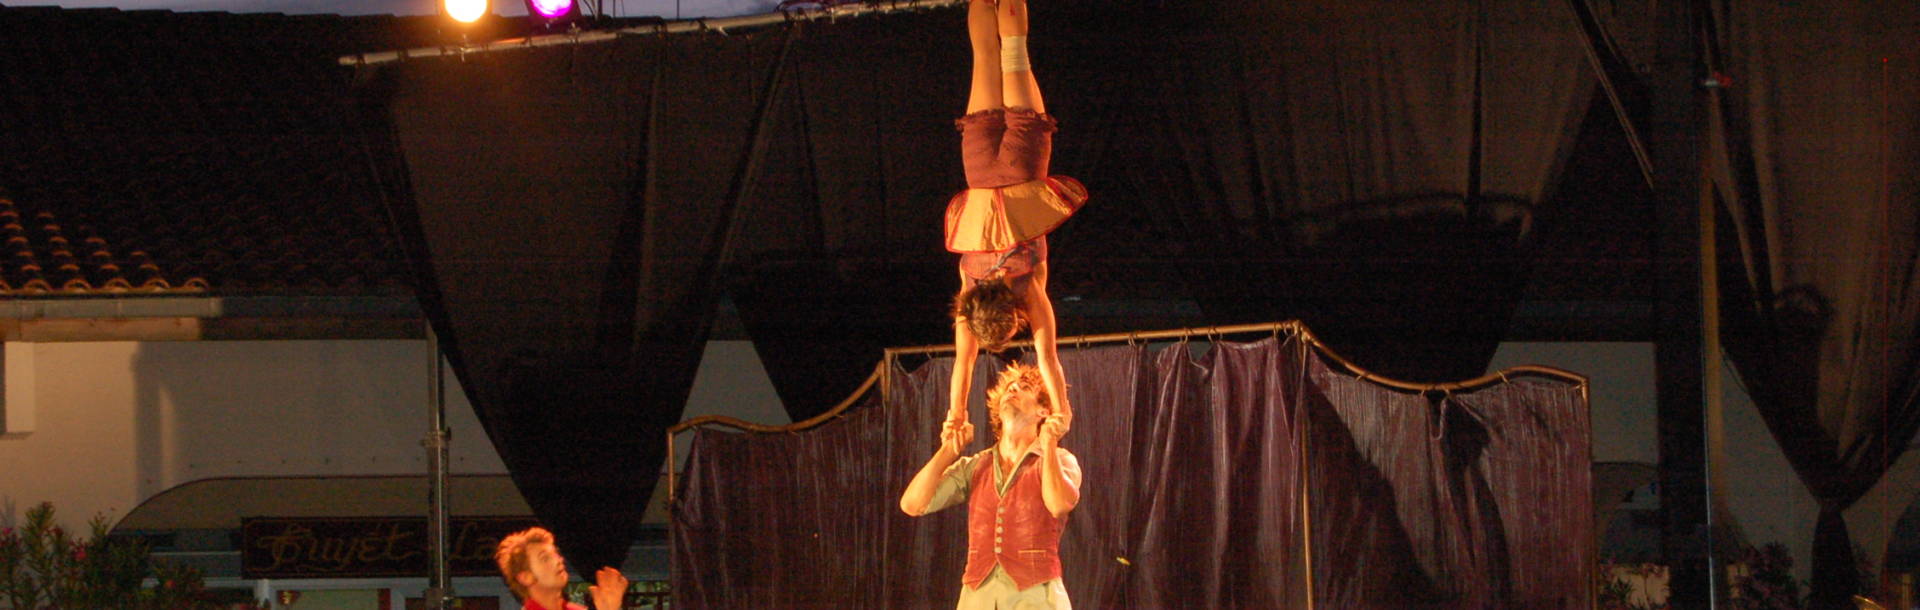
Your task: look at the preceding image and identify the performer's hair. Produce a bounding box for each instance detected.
[984,363,1050,440]
[495,526,555,601]
[952,280,1026,353]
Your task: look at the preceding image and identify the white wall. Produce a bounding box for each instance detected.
[676,340,791,467]
[1486,342,1658,465]
[0,339,788,535]
[0,340,505,533]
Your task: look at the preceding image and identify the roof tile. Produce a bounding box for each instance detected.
[2,6,434,298]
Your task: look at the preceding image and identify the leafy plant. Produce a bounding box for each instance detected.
[0,502,217,609]
[1728,542,1804,609]
[1597,561,1671,610]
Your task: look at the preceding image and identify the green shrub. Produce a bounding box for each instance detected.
[0,502,217,609]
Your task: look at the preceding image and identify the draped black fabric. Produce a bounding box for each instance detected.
[372,0,1601,568]
[722,14,964,421]
[1095,1,1596,382]
[672,334,1592,608]
[1705,3,1920,605]
[369,30,800,569]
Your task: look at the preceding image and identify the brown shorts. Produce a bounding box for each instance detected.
[957,107,1057,189]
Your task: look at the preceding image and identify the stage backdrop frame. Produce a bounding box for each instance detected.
[669,321,1593,609]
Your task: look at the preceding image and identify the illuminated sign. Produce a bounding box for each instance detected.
[241,517,539,579]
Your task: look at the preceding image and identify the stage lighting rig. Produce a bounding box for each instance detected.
[525,0,580,30]
[445,0,487,24]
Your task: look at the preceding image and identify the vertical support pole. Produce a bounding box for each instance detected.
[1700,151,1729,603]
[424,324,455,609]
[1297,334,1315,609]
[1649,0,1711,604]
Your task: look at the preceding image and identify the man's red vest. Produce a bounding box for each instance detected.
[962,451,1067,590]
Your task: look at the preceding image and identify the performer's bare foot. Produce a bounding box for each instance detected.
[996,0,1027,37]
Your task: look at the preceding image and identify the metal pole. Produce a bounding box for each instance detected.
[423,324,455,609]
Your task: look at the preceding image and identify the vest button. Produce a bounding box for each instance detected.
[994,547,1002,553]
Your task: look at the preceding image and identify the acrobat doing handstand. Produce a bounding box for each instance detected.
[940,0,1085,460]
[905,2,1084,608]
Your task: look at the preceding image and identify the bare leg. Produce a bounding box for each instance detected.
[965,0,1003,115]
[997,0,1044,113]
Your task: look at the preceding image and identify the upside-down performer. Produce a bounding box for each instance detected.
[941,0,1086,462]
[902,363,1080,609]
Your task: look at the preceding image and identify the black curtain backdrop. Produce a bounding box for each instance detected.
[1114,2,1595,383]
[368,1,1598,569]
[672,335,1593,608]
[1706,3,1920,605]
[369,30,802,568]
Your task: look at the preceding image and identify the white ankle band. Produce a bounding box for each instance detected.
[1000,35,1031,73]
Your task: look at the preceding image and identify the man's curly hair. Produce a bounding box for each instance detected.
[984,363,1050,440]
[495,526,554,601]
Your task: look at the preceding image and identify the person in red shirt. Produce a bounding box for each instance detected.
[493,527,628,610]
[902,363,1081,609]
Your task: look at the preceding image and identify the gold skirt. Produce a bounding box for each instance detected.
[944,176,1088,254]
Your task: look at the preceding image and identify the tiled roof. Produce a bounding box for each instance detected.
[1,193,202,293]
[0,6,524,297]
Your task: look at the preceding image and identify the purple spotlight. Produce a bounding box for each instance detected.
[530,0,571,19]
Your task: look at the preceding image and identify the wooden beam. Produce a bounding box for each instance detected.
[1,317,424,342]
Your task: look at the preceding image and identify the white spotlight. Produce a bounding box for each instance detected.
[446,0,488,23]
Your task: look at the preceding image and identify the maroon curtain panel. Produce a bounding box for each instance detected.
[671,334,1592,608]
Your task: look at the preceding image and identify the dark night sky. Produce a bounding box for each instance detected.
[17,0,776,18]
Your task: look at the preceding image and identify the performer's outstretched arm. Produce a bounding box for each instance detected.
[1025,262,1072,424]
[951,269,982,418]
[947,271,980,447]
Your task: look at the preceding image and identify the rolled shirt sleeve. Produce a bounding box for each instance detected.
[1058,448,1082,492]
[924,450,984,514]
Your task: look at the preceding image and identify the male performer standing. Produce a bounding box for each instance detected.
[493,526,628,610]
[901,363,1081,609]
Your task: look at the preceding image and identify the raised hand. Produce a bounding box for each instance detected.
[588,566,628,610]
[1038,409,1070,445]
[940,417,975,456]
